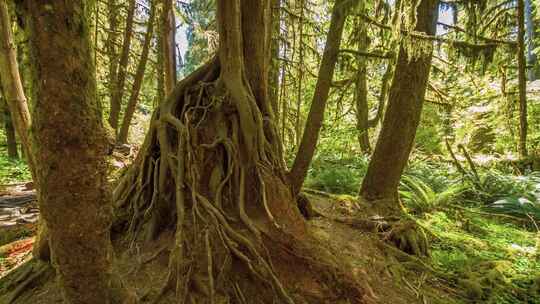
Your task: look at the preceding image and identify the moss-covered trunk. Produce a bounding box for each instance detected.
[360,0,439,203]
[25,1,133,302]
[113,0,368,302]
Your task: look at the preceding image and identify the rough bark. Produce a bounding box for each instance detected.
[161,0,177,94]
[517,0,528,158]
[289,0,350,195]
[2,98,17,158]
[0,0,33,173]
[25,1,134,302]
[109,0,136,130]
[117,3,157,144]
[112,0,368,302]
[360,0,439,204]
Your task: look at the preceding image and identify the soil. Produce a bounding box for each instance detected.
[0,191,464,304]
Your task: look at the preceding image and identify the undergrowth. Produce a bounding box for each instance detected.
[0,146,31,184]
[305,153,540,302]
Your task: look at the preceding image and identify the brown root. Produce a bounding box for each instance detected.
[112,59,369,303]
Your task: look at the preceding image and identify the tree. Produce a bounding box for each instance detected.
[109,0,136,131]
[113,0,366,302]
[1,97,17,158]
[360,0,439,206]
[24,1,134,302]
[517,0,528,158]
[161,0,177,94]
[289,0,350,195]
[117,3,157,144]
[0,0,34,172]
[354,17,372,154]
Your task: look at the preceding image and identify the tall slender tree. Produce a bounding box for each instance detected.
[24,1,134,302]
[360,0,439,207]
[117,3,157,144]
[0,0,34,173]
[161,0,177,94]
[517,0,528,158]
[1,97,17,158]
[109,0,136,131]
[289,0,351,195]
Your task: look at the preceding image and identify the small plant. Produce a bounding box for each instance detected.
[399,174,465,214]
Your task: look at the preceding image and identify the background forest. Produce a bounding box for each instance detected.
[1,0,540,303]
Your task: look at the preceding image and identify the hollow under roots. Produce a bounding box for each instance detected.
[112,60,369,304]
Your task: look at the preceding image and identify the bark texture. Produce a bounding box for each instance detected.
[117,3,156,144]
[360,0,439,203]
[25,1,133,302]
[109,0,136,130]
[289,0,350,195]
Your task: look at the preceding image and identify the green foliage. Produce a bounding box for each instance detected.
[304,154,368,195]
[422,209,540,303]
[0,147,30,184]
[399,174,465,214]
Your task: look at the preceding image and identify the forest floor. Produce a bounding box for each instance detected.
[0,185,539,303]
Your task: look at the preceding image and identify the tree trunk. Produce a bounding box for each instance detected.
[25,1,134,302]
[288,0,350,195]
[112,0,367,302]
[109,0,136,131]
[117,3,157,144]
[2,98,17,159]
[106,0,120,117]
[525,0,536,81]
[161,0,177,94]
[269,0,281,118]
[294,0,305,148]
[360,0,439,204]
[354,17,371,155]
[0,0,34,174]
[517,0,528,158]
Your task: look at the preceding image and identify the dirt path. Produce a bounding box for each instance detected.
[0,183,37,278]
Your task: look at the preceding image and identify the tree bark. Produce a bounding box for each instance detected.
[360,0,439,203]
[354,17,371,155]
[117,3,157,144]
[289,0,350,195]
[0,0,34,173]
[517,0,528,158]
[2,98,17,158]
[109,0,136,131]
[161,0,177,94]
[25,1,134,302]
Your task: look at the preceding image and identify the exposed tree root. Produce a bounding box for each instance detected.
[112,59,369,303]
[2,260,52,304]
